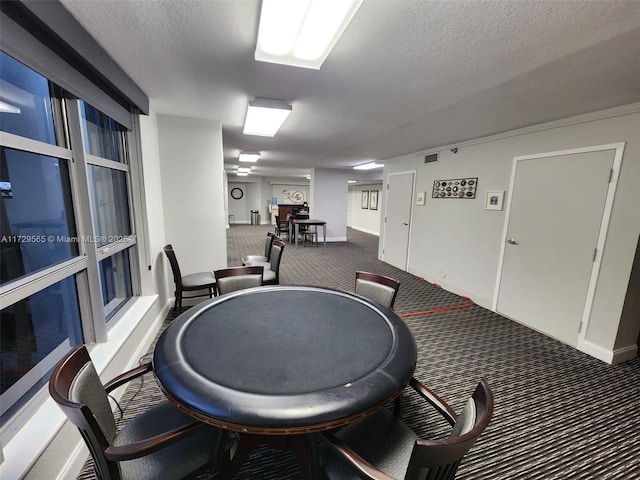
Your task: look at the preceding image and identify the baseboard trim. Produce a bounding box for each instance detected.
[578,340,637,364]
[349,226,380,236]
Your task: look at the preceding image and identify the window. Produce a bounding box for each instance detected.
[0,52,58,145]
[80,100,136,320]
[1,148,78,284]
[1,276,81,417]
[87,165,131,247]
[0,51,138,418]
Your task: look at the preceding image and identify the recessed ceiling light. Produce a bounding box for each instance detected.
[243,98,292,137]
[353,162,384,170]
[239,151,261,162]
[236,172,249,177]
[237,167,252,173]
[256,0,363,70]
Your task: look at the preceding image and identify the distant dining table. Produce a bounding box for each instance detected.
[153,285,417,479]
[290,218,327,248]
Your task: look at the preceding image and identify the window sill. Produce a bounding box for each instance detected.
[0,295,159,479]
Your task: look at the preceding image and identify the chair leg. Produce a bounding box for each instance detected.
[173,290,179,312]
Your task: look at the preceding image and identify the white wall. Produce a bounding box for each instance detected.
[382,104,640,361]
[138,109,170,302]
[309,168,352,241]
[228,182,250,223]
[349,183,383,235]
[157,115,228,278]
[227,178,306,224]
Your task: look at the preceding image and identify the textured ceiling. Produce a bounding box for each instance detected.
[59,0,640,179]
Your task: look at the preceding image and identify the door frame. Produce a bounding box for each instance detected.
[382,170,416,271]
[493,142,625,355]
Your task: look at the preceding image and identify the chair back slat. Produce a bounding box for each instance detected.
[49,345,121,479]
[215,266,264,295]
[264,232,275,259]
[163,244,182,287]
[355,271,400,309]
[406,380,493,480]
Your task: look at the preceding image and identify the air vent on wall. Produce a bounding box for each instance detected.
[424,153,439,164]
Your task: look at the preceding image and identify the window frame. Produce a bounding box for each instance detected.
[0,59,141,430]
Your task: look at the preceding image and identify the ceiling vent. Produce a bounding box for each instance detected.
[424,153,439,164]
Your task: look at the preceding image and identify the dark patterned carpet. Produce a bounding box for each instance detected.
[78,225,640,479]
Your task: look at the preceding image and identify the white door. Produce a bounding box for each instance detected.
[384,172,414,270]
[496,148,616,346]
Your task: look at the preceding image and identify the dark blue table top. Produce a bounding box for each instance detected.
[153,285,417,433]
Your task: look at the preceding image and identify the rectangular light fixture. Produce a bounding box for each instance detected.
[243,98,292,137]
[239,151,261,162]
[237,167,252,173]
[255,0,363,70]
[236,172,249,176]
[353,162,384,170]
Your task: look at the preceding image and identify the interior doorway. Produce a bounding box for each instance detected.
[383,172,414,271]
[495,144,624,347]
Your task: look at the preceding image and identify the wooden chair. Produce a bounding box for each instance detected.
[49,345,228,480]
[163,244,216,312]
[303,226,318,246]
[214,265,264,295]
[275,215,289,239]
[241,232,276,265]
[319,379,493,480]
[245,239,285,285]
[355,271,401,309]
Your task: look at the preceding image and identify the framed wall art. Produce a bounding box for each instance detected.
[369,190,378,210]
[432,177,478,199]
[361,190,369,209]
[484,190,505,210]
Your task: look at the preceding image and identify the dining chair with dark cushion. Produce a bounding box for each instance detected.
[319,378,493,480]
[214,265,264,295]
[241,232,276,265]
[245,239,285,285]
[49,345,227,480]
[275,215,289,239]
[163,244,216,312]
[355,271,401,310]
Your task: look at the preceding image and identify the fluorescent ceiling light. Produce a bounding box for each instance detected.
[236,172,249,176]
[239,151,261,162]
[237,167,252,173]
[0,100,21,114]
[353,162,384,170]
[243,98,292,137]
[256,0,363,70]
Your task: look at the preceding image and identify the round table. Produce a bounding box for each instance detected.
[153,285,417,476]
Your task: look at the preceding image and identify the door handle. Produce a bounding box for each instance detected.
[507,238,518,245]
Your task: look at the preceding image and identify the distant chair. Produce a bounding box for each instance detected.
[245,239,285,285]
[163,244,216,312]
[241,232,275,265]
[49,345,227,480]
[319,379,493,480]
[303,226,318,246]
[214,265,264,295]
[355,271,400,309]
[275,215,289,239]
